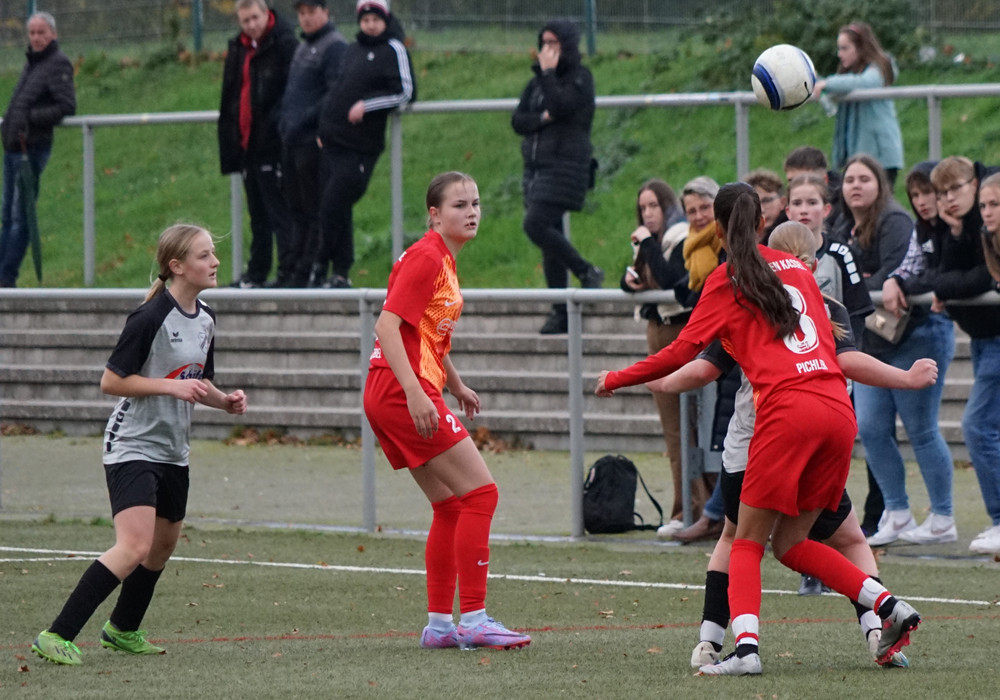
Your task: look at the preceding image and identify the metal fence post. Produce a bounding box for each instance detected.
[927,94,942,162]
[192,0,204,53]
[359,293,377,532]
[735,100,750,178]
[566,294,585,537]
[230,174,244,280]
[82,124,96,286]
[390,111,404,264]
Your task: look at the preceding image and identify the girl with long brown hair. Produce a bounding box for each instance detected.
[596,183,921,676]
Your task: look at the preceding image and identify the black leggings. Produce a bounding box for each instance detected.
[319,147,378,278]
[522,200,590,289]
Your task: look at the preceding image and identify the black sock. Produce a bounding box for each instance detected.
[110,564,163,632]
[49,560,121,641]
[736,643,759,658]
[876,596,898,620]
[703,570,731,634]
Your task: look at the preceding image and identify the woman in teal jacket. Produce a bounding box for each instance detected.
[813,22,903,185]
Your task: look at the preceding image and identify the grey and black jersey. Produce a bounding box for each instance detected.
[103,292,216,466]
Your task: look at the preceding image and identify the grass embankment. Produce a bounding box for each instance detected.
[1,32,998,289]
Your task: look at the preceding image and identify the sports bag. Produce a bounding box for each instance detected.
[583,454,663,534]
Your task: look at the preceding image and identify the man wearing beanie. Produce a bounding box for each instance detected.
[219,0,297,288]
[278,0,347,288]
[315,0,414,288]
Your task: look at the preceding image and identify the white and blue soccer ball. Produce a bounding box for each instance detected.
[751,44,817,111]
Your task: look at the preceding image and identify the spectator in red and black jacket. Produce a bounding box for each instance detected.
[218,0,297,288]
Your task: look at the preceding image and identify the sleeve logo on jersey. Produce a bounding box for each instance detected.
[436,318,457,336]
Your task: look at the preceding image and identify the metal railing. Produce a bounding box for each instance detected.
[2,284,996,532]
[38,82,1000,284]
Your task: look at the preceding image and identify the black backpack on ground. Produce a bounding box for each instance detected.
[583,454,663,534]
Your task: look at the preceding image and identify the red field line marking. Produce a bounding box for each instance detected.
[5,613,999,653]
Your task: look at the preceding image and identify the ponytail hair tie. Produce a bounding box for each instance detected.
[157,272,169,282]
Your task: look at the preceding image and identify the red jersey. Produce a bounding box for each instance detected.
[606,245,849,414]
[369,230,462,392]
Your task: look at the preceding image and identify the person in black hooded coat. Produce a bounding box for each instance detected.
[512,19,603,334]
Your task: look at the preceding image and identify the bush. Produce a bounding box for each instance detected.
[696,0,924,88]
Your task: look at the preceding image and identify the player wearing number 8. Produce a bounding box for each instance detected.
[595,183,921,675]
[362,172,530,651]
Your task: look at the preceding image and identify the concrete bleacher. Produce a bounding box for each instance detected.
[0,290,972,459]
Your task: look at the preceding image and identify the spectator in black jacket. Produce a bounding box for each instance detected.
[0,12,76,288]
[929,158,1000,554]
[278,0,347,288]
[835,155,956,548]
[218,0,297,288]
[316,0,415,289]
[512,19,603,334]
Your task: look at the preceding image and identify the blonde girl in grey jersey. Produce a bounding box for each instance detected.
[32,224,248,666]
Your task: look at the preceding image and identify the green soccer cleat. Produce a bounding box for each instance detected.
[100,621,166,655]
[32,630,83,666]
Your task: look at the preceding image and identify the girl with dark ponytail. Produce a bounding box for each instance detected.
[596,182,922,677]
[715,183,799,338]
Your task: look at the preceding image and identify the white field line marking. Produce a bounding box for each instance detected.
[2,545,996,607]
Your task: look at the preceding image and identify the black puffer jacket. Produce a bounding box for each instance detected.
[511,19,595,212]
[1,40,76,152]
[317,16,415,156]
[218,11,298,173]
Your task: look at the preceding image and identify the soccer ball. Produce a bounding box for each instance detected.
[751,44,817,111]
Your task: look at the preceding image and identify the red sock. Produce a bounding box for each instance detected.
[425,496,462,614]
[779,539,868,601]
[455,483,498,614]
[728,539,765,629]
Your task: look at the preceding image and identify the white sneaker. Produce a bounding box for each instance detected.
[690,640,720,668]
[697,651,762,676]
[866,510,917,546]
[897,513,957,544]
[657,519,684,539]
[969,524,1000,554]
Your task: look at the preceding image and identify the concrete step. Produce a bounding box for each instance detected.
[0,291,979,459]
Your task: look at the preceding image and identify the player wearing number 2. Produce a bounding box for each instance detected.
[363,172,530,651]
[596,182,921,676]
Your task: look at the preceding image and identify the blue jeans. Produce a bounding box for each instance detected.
[702,476,724,522]
[964,336,1000,525]
[0,146,52,286]
[855,313,955,515]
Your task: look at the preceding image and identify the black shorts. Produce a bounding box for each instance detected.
[104,460,189,522]
[720,467,853,542]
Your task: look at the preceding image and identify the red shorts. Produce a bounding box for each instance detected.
[363,367,469,470]
[741,389,857,516]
